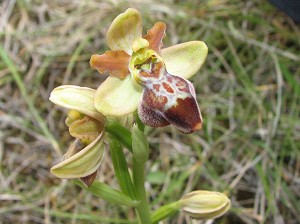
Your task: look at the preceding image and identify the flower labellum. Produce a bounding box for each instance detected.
[137,60,202,134]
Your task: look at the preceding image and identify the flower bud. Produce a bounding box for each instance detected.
[179,190,231,220]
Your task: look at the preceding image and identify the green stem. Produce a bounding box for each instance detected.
[109,139,136,199]
[151,202,181,223]
[133,158,151,224]
[106,120,132,152]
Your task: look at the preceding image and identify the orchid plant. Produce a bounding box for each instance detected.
[49,8,230,223]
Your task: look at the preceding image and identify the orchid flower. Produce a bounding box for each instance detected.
[49,86,106,186]
[90,8,208,134]
[47,9,232,222]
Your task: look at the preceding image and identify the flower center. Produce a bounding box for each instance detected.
[129,37,165,86]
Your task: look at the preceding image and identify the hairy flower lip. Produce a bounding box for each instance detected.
[138,64,203,134]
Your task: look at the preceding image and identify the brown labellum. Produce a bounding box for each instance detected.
[138,61,202,134]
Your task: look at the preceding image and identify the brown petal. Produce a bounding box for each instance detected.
[90,50,130,79]
[144,22,166,53]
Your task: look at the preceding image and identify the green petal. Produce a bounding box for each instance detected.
[94,76,142,116]
[49,85,105,122]
[106,8,142,54]
[161,41,208,79]
[51,133,105,179]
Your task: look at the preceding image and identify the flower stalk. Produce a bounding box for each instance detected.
[105,120,133,152]
[109,139,136,199]
[133,157,152,224]
[151,202,181,223]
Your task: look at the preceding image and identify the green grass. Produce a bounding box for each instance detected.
[1,0,299,223]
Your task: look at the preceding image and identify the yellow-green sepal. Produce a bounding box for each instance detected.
[51,132,105,178]
[49,85,105,122]
[106,8,142,54]
[161,41,208,79]
[94,76,142,117]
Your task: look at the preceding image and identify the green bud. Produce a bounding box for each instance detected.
[132,123,149,163]
[179,190,231,220]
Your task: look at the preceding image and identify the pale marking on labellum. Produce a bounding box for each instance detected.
[137,61,192,111]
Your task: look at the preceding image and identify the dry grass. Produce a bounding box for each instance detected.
[0,0,299,223]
